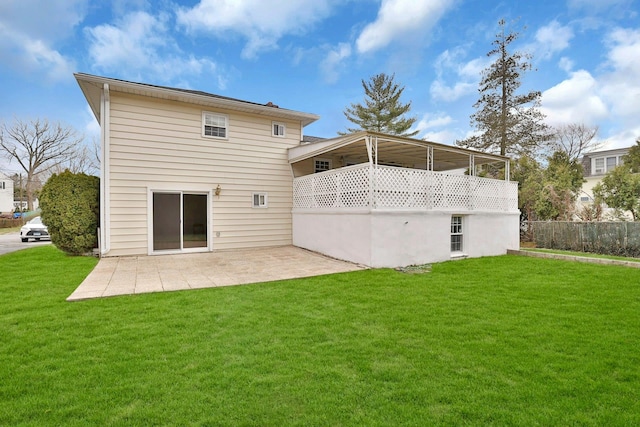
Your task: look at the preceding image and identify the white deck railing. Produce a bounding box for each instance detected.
[293,164,518,212]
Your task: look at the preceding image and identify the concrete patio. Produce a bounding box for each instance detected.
[67,246,365,301]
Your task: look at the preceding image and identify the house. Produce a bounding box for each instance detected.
[579,146,632,219]
[75,73,519,267]
[0,172,14,214]
[289,132,519,267]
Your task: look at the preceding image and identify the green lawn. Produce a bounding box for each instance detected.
[1,246,639,426]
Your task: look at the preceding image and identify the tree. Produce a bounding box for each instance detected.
[622,137,640,173]
[0,118,82,210]
[342,73,418,137]
[50,136,100,176]
[550,123,600,161]
[511,155,544,238]
[457,19,551,157]
[593,165,640,220]
[535,151,584,220]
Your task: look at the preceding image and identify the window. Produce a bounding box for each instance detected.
[314,159,332,173]
[0,182,4,190]
[252,192,268,208]
[272,122,286,137]
[593,155,622,175]
[451,216,463,253]
[202,112,228,138]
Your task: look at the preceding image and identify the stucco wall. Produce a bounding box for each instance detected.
[293,209,520,268]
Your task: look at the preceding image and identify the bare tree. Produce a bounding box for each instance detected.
[0,118,82,210]
[550,123,601,161]
[50,136,100,176]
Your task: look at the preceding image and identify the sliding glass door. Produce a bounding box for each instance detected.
[153,192,208,252]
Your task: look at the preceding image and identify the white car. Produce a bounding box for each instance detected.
[20,216,50,242]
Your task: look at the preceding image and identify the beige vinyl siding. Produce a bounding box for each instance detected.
[106,92,302,256]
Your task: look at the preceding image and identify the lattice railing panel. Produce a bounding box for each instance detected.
[293,164,370,208]
[293,164,518,212]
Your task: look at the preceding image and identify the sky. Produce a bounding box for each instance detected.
[0,0,639,175]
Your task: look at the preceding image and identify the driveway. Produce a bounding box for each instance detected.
[0,231,51,256]
[68,246,366,301]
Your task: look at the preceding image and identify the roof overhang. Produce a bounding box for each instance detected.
[288,131,510,171]
[74,73,320,127]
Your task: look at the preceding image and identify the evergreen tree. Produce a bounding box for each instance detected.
[622,137,640,173]
[342,73,418,137]
[535,151,584,220]
[457,19,551,157]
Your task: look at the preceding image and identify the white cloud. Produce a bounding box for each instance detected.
[540,69,608,126]
[356,0,455,54]
[540,27,640,149]
[429,48,487,102]
[430,80,476,102]
[421,129,459,144]
[84,105,100,138]
[320,43,352,84]
[599,27,640,119]
[85,11,224,86]
[533,20,574,59]
[0,0,85,81]
[177,0,335,59]
[413,113,457,143]
[558,57,574,72]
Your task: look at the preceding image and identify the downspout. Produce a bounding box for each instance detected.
[100,83,111,256]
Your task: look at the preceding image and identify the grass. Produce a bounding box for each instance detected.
[0,225,21,235]
[524,247,640,262]
[1,246,639,425]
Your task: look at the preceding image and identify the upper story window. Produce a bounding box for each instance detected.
[315,159,332,173]
[593,155,623,175]
[272,122,286,137]
[0,182,5,190]
[202,112,228,139]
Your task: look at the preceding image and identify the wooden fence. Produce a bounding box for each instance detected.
[529,221,640,257]
[0,218,23,228]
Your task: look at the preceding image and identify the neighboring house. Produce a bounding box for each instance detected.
[0,172,14,214]
[76,73,519,267]
[579,146,632,219]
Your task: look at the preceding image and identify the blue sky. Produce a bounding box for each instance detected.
[0,0,639,175]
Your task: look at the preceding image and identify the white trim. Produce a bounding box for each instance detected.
[202,111,229,139]
[147,188,213,255]
[272,121,286,137]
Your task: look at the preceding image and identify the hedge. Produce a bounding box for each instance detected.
[39,171,99,255]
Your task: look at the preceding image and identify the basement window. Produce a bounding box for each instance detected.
[451,215,463,253]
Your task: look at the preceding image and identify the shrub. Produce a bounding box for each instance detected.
[39,171,99,255]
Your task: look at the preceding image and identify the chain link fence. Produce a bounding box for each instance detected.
[528,221,640,257]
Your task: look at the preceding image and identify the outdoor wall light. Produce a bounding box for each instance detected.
[215,185,222,196]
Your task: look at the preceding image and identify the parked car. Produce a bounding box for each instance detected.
[20,216,50,242]
[13,212,23,219]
